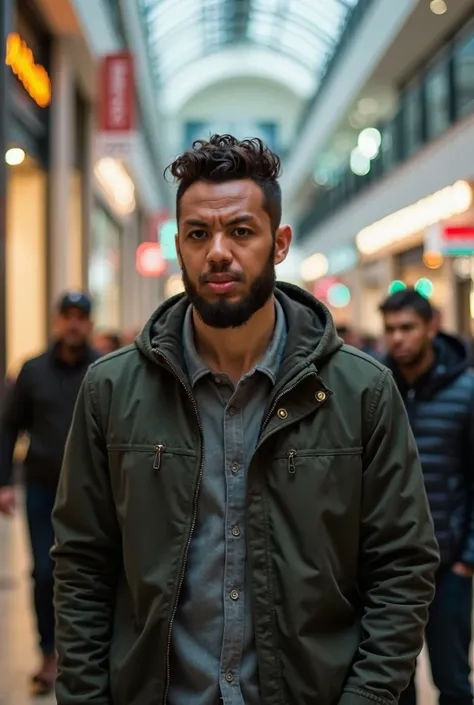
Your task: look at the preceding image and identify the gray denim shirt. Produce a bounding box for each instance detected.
[167,299,287,705]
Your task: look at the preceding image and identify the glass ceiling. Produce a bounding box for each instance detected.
[140,0,360,89]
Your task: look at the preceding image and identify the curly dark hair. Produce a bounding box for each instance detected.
[165,134,283,233]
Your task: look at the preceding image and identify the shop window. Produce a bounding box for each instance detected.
[454,22,474,118]
[401,82,423,158]
[89,206,122,330]
[425,57,451,139]
[6,159,47,372]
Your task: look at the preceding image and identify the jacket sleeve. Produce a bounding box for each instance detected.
[339,368,439,705]
[459,374,474,566]
[52,370,121,705]
[0,365,32,487]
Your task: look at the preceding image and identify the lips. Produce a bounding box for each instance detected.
[206,274,237,284]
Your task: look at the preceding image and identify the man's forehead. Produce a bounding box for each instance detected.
[180,179,263,213]
[385,309,421,324]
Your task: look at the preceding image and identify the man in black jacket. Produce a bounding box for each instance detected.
[0,292,100,695]
[380,288,474,705]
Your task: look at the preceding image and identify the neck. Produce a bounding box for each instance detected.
[398,346,435,386]
[57,342,84,365]
[192,297,276,383]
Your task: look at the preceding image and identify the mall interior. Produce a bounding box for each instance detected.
[1,0,474,702]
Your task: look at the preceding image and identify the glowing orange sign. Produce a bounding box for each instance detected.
[6,33,51,108]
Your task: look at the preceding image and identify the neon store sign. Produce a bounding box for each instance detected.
[5,32,51,108]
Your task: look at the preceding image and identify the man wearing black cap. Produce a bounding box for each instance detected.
[0,291,99,695]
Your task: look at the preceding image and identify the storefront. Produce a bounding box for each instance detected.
[91,156,139,331]
[89,200,123,330]
[355,180,474,335]
[4,0,51,375]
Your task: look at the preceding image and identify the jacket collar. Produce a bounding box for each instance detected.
[135,282,343,387]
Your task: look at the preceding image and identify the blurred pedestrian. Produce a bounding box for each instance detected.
[52,135,438,705]
[335,324,361,348]
[94,330,122,356]
[380,287,474,705]
[0,292,100,695]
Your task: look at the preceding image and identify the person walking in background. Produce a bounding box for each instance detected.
[52,135,438,705]
[380,287,474,705]
[94,330,122,356]
[0,292,100,696]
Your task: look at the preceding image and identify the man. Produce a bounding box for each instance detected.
[94,330,122,356]
[52,135,439,705]
[380,288,474,705]
[0,292,99,695]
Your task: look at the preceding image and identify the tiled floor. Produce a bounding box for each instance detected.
[0,508,447,705]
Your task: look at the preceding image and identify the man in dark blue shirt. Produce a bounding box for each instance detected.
[0,292,100,695]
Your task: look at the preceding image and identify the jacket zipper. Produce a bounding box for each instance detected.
[153,444,165,471]
[259,371,317,442]
[287,449,297,474]
[153,349,204,705]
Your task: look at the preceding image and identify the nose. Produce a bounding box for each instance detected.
[392,330,405,346]
[206,232,232,266]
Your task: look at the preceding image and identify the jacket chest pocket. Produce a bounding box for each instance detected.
[107,444,199,527]
[265,449,364,573]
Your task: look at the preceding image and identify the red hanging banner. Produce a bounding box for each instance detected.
[97,52,136,157]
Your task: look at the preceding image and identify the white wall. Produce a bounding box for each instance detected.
[166,77,304,161]
[301,113,474,258]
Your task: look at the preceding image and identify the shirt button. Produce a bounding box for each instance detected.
[232,525,241,537]
[225,671,234,683]
[228,406,237,416]
[231,462,239,474]
[230,589,239,600]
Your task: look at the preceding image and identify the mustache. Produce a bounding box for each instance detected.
[199,265,244,285]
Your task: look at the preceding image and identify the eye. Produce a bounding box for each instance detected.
[188,230,208,240]
[232,227,252,237]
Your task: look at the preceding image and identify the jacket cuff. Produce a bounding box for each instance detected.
[338,690,391,705]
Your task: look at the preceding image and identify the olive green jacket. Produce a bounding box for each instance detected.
[52,282,439,705]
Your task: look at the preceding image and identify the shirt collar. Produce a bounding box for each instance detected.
[182,298,287,388]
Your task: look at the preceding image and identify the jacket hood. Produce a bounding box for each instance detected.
[135,282,343,383]
[387,331,469,395]
[430,331,470,389]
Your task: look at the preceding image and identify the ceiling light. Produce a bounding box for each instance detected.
[300,253,329,282]
[5,147,25,166]
[94,157,136,216]
[350,147,371,176]
[430,0,447,15]
[358,128,382,160]
[356,181,473,255]
[358,98,379,116]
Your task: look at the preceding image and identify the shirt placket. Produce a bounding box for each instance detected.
[220,383,248,705]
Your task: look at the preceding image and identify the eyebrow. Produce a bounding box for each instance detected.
[182,214,257,227]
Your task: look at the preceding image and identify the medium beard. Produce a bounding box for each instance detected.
[181,246,276,329]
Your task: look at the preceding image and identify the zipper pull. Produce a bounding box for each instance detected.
[153,444,165,471]
[287,449,297,475]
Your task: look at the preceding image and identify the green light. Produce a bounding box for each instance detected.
[414,278,434,298]
[327,283,351,308]
[388,280,407,295]
[159,220,178,261]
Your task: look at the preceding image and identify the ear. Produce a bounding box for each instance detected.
[428,318,438,341]
[274,224,292,266]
